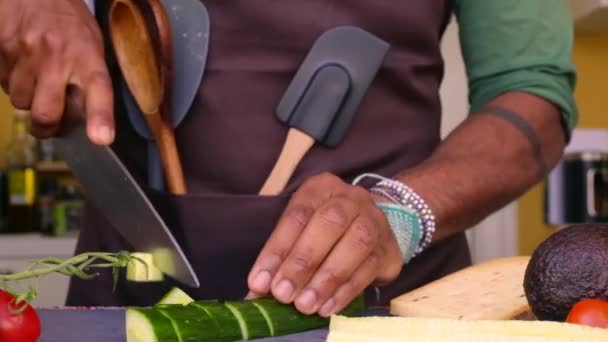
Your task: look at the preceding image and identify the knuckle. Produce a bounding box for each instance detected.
[86,69,112,87]
[366,252,382,268]
[318,202,350,228]
[41,30,66,51]
[286,248,314,273]
[283,205,314,230]
[267,247,288,263]
[317,268,347,289]
[19,30,40,50]
[351,218,379,250]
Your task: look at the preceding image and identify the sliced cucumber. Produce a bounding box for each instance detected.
[156,287,194,305]
[126,308,179,342]
[191,301,242,342]
[157,305,219,342]
[126,252,164,282]
[225,301,271,340]
[250,298,327,336]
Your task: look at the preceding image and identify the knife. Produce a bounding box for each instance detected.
[52,120,200,288]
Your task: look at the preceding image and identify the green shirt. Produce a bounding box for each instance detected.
[454,0,578,138]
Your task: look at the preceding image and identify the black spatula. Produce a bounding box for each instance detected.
[259,26,390,195]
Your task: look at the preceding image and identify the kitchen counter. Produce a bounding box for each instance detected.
[38,308,329,342]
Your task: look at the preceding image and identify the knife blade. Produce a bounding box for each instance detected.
[52,120,200,288]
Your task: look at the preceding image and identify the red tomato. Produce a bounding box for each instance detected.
[0,290,41,342]
[566,298,608,329]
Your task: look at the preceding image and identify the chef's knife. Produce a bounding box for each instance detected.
[52,120,200,288]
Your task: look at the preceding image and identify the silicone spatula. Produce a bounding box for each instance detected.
[259,26,390,195]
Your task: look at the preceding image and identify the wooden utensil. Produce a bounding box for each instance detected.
[120,0,210,191]
[259,129,315,195]
[109,0,187,194]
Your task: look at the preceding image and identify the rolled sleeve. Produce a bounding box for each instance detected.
[454,0,578,140]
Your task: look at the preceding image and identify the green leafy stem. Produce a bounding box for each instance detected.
[0,251,144,313]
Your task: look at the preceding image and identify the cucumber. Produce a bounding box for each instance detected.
[156,287,194,305]
[251,298,327,336]
[225,300,271,340]
[132,287,367,342]
[126,253,164,282]
[126,308,179,342]
[191,301,242,342]
[157,305,219,342]
[251,295,365,337]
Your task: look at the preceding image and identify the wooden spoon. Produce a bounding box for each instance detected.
[109,0,187,194]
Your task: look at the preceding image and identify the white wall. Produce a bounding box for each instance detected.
[438,19,519,263]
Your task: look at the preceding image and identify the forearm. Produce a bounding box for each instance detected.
[394,91,566,242]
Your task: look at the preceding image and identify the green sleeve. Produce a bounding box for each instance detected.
[453,0,578,140]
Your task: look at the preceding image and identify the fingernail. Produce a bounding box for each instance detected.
[252,271,272,293]
[274,279,295,302]
[319,298,336,317]
[296,289,318,312]
[96,125,114,144]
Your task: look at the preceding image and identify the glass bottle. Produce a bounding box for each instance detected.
[5,109,39,233]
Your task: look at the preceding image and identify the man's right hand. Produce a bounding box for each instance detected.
[0,0,114,145]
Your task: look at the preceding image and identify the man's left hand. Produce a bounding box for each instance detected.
[247,173,402,316]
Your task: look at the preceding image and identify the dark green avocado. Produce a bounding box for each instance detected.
[524,224,608,321]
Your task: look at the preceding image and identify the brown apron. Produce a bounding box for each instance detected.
[66,0,471,308]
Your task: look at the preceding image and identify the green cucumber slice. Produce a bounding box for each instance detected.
[126,253,164,282]
[156,287,194,305]
[250,295,365,337]
[191,301,242,342]
[157,305,219,342]
[225,301,271,340]
[250,298,327,336]
[126,308,179,342]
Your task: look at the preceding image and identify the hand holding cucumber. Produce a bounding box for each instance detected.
[247,172,402,316]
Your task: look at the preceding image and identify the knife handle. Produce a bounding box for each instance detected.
[259,128,315,196]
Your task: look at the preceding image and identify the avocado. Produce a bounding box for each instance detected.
[524,224,608,321]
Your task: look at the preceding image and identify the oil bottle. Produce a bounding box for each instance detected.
[5,109,39,233]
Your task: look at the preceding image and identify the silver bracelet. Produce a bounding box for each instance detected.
[353,173,436,256]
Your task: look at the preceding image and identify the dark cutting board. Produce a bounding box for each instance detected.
[38,308,328,342]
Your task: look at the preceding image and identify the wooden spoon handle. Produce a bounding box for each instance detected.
[146,0,174,124]
[259,128,315,196]
[144,113,187,194]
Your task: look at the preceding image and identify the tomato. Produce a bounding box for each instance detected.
[0,290,41,342]
[566,298,608,329]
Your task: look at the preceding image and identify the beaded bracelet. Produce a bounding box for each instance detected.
[375,202,422,264]
[353,173,436,257]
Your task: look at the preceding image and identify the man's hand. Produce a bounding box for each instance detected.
[247,173,402,316]
[0,0,114,145]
